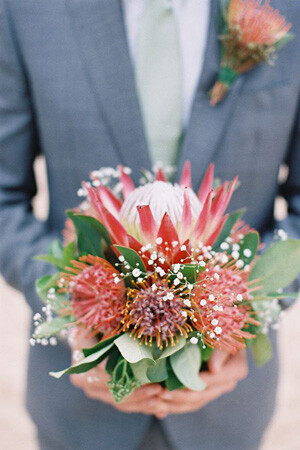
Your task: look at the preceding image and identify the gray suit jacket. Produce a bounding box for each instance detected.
[0,0,299,449]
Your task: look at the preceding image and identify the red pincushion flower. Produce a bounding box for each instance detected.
[122,274,192,349]
[61,255,126,336]
[192,266,257,352]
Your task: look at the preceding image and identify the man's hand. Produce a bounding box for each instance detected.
[156,349,248,417]
[69,328,166,416]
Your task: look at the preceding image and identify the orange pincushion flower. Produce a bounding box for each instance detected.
[60,255,126,336]
[228,0,291,46]
[192,266,258,353]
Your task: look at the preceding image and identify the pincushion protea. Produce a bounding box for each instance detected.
[192,265,260,353]
[81,162,238,270]
[59,255,126,336]
[210,0,292,105]
[121,274,193,349]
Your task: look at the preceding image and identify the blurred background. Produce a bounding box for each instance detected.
[0,157,299,449]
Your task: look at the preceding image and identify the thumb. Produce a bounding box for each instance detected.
[208,348,231,373]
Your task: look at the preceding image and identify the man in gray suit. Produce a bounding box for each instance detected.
[0,0,299,449]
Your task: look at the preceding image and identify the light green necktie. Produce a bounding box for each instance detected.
[136,0,182,168]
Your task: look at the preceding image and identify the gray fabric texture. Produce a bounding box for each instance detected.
[0,0,299,449]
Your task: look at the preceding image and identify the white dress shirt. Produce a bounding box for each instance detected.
[122,0,211,128]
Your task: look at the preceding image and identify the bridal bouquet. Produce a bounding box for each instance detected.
[32,162,300,402]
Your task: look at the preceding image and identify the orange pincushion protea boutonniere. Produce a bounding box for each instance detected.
[210,0,293,106]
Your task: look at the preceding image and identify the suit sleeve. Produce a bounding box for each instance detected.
[279,97,300,240]
[0,1,58,310]
[262,93,300,307]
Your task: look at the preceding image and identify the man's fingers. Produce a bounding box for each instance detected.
[124,384,164,402]
[201,350,248,386]
[161,380,237,406]
[164,382,237,414]
[208,348,231,373]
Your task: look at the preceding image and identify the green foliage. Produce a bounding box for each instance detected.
[114,334,154,364]
[82,335,118,357]
[129,336,186,384]
[49,342,114,378]
[249,239,300,294]
[180,264,205,284]
[35,274,69,311]
[157,336,186,360]
[105,346,122,376]
[49,239,63,259]
[34,254,66,271]
[67,212,111,256]
[147,359,168,383]
[201,345,213,362]
[275,33,294,51]
[252,334,272,367]
[130,359,152,384]
[213,209,245,251]
[35,239,77,271]
[114,246,146,273]
[35,274,60,302]
[165,360,185,391]
[170,344,206,391]
[62,241,76,265]
[238,231,259,265]
[252,292,299,301]
[34,317,72,339]
[107,359,141,403]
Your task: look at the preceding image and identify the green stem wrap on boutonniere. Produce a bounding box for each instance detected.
[210,0,293,106]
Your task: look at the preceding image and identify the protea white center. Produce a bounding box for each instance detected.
[119,181,201,233]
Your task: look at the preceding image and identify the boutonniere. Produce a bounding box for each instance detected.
[210,0,293,106]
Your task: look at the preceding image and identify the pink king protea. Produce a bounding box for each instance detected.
[81,162,238,270]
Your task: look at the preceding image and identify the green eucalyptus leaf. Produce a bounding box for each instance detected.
[165,360,185,391]
[252,334,272,367]
[157,336,186,360]
[170,344,206,391]
[67,212,111,256]
[249,239,300,294]
[114,246,146,273]
[147,359,168,382]
[213,209,245,251]
[130,359,152,384]
[82,335,118,357]
[34,316,71,338]
[275,33,294,51]
[114,334,154,364]
[252,292,299,301]
[50,342,114,378]
[105,347,122,375]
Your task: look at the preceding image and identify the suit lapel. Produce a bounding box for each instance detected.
[176,0,245,187]
[66,0,151,177]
